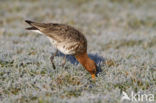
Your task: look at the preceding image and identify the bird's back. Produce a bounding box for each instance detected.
[25,20,87,55]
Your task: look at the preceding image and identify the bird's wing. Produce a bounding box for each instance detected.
[25,20,86,45]
[25,20,66,41]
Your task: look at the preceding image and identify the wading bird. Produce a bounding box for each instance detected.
[25,20,97,80]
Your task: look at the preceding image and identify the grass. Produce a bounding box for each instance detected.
[0,0,156,103]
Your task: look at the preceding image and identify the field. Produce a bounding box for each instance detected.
[0,0,156,103]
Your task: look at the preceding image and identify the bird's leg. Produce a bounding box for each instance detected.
[50,50,58,69]
[61,55,66,67]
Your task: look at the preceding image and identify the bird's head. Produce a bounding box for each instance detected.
[85,58,97,79]
[75,52,97,80]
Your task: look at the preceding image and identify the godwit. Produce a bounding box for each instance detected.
[25,20,97,79]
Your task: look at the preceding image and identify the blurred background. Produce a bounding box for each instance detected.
[1,0,156,52]
[0,0,156,103]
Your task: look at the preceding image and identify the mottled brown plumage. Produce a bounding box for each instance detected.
[25,20,96,80]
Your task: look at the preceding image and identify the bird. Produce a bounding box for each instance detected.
[25,20,97,80]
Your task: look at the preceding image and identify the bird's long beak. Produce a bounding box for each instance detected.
[91,74,96,80]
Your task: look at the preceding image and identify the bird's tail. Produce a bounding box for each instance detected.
[25,20,39,30]
[25,20,34,25]
[25,26,38,30]
[25,20,48,30]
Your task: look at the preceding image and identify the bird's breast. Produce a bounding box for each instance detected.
[47,37,57,47]
[47,37,76,54]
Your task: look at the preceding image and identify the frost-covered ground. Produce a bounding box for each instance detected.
[0,0,156,103]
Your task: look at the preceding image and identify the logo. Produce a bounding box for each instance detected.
[121,91,154,102]
[121,91,130,101]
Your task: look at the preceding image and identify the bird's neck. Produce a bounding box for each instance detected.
[75,52,96,79]
[75,52,91,70]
